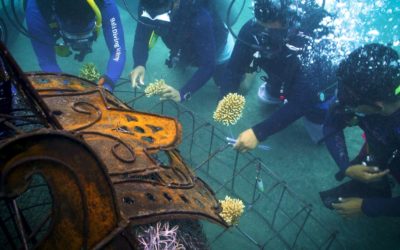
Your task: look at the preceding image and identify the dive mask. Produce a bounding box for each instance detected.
[337,82,377,110]
[254,27,287,58]
[60,27,96,50]
[56,19,97,61]
[335,84,384,116]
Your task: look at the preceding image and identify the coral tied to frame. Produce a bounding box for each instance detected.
[144,79,167,97]
[219,196,245,226]
[213,93,246,126]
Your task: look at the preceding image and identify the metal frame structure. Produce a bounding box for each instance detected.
[0,37,344,248]
[114,80,345,249]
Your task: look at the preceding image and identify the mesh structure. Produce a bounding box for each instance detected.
[0,87,52,249]
[0,80,344,249]
[0,175,53,249]
[113,82,345,250]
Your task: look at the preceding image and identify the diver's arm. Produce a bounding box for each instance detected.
[100,0,126,90]
[252,99,309,141]
[323,112,351,180]
[251,79,315,141]
[362,196,400,217]
[26,0,61,73]
[178,9,216,101]
[132,16,153,68]
[219,21,256,97]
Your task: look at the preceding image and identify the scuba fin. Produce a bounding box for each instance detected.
[319,179,392,210]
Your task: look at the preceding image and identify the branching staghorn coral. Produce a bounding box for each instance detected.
[213,93,245,126]
[79,63,101,82]
[219,196,245,226]
[137,221,186,250]
[145,79,167,97]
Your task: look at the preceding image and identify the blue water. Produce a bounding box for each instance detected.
[2,0,400,249]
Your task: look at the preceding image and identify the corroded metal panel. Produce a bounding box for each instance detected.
[0,132,122,249]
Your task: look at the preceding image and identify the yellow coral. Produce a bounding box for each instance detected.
[79,63,101,82]
[144,79,167,97]
[219,196,245,226]
[213,93,245,126]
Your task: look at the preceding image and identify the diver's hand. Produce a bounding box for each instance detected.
[130,66,145,88]
[345,164,390,183]
[234,129,259,153]
[159,85,181,102]
[332,197,363,218]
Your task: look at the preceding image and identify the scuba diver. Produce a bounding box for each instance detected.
[130,0,234,102]
[219,0,336,151]
[320,43,400,217]
[25,0,126,91]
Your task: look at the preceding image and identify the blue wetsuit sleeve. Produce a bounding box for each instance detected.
[219,21,255,96]
[322,112,350,179]
[26,0,61,73]
[251,79,314,141]
[100,0,126,89]
[179,10,216,101]
[362,196,400,217]
[132,15,152,68]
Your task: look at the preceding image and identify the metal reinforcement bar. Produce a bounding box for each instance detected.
[113,88,345,249]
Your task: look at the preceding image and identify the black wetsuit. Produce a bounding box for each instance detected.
[323,108,400,217]
[0,56,12,138]
[220,19,336,142]
[133,1,228,101]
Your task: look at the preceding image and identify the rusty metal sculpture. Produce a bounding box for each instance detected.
[0,42,226,249]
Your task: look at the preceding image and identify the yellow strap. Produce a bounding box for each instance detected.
[86,0,102,35]
[148,31,158,50]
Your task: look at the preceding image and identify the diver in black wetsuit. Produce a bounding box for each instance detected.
[321,44,400,217]
[0,51,13,138]
[131,0,233,102]
[218,0,336,152]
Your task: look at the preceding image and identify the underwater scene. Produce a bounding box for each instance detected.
[0,0,400,249]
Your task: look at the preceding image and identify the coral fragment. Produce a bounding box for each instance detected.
[79,63,101,82]
[213,93,245,126]
[219,196,245,226]
[145,79,167,97]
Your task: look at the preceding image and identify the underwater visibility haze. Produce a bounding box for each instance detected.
[0,0,400,249]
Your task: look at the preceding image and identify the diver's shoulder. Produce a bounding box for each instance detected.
[191,7,213,26]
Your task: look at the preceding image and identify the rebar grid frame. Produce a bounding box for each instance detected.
[0,79,345,249]
[114,82,345,250]
[0,178,52,250]
[0,78,53,249]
